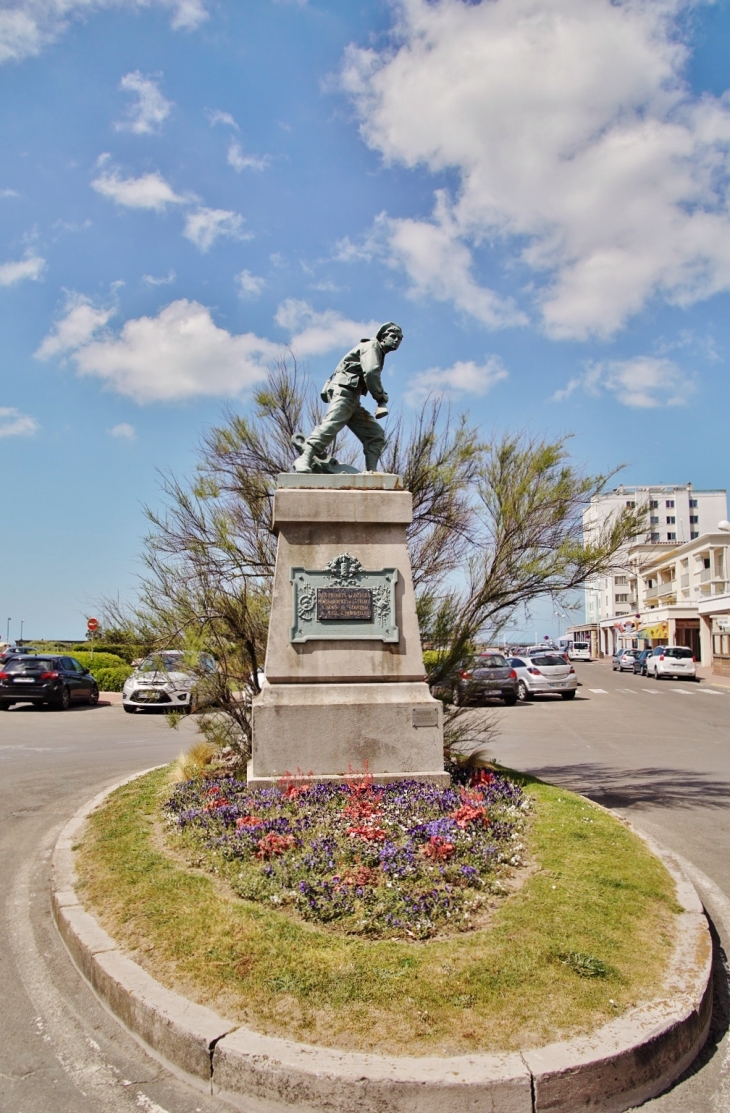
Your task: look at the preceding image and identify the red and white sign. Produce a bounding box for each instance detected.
[87,617,99,632]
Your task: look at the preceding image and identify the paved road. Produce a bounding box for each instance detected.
[0,674,729,1112]
[495,661,730,1113]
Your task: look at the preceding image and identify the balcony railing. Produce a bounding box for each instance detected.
[680,574,689,588]
[657,582,676,597]
[701,568,711,583]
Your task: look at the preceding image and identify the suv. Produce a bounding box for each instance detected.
[568,641,591,661]
[122,650,218,713]
[645,646,697,681]
[450,653,518,707]
[0,655,99,710]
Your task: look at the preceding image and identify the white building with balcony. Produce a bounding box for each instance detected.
[570,485,728,660]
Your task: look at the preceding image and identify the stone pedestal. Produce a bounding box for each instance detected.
[249,474,447,787]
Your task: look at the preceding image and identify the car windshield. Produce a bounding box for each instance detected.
[530,655,567,667]
[664,647,694,659]
[4,658,55,672]
[471,655,507,668]
[573,643,588,650]
[623,650,640,657]
[138,654,187,673]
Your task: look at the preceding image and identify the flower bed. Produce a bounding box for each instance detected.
[165,770,530,939]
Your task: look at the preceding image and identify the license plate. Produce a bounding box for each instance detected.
[14,678,35,684]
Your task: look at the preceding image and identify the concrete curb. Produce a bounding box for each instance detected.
[52,772,713,1112]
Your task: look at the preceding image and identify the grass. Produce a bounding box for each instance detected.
[75,767,681,1056]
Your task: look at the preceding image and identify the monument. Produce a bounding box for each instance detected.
[249,322,447,787]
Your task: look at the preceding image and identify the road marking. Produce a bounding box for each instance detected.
[668,688,692,695]
[588,688,607,694]
[697,688,722,695]
[615,688,637,694]
[642,688,660,694]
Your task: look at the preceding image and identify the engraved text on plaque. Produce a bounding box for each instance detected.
[317,588,372,622]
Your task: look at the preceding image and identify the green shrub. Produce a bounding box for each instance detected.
[92,666,133,692]
[72,651,128,671]
[72,643,149,664]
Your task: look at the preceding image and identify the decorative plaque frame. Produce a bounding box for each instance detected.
[290,552,399,643]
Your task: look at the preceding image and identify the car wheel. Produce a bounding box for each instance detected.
[517,680,531,702]
[123,703,136,714]
[561,690,576,700]
[87,685,99,706]
[0,700,9,711]
[56,686,70,711]
[503,692,517,707]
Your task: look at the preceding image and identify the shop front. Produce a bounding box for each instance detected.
[637,620,668,647]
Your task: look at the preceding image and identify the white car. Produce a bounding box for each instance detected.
[568,641,591,661]
[612,648,641,672]
[508,653,578,701]
[645,646,697,681]
[122,650,218,713]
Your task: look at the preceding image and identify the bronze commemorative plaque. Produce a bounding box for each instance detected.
[317,587,373,622]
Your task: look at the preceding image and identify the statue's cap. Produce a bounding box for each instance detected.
[376,321,403,340]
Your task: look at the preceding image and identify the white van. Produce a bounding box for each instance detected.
[568,641,591,661]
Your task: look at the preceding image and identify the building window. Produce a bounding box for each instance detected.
[690,515,698,524]
[666,499,675,508]
[650,516,659,524]
[650,533,660,542]
[615,575,627,585]
[650,500,658,509]
[666,516,675,524]
[625,500,635,508]
[691,531,699,540]
[689,499,698,508]
[615,594,629,603]
[667,532,677,541]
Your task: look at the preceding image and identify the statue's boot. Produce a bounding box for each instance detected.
[364,449,381,473]
[293,445,316,473]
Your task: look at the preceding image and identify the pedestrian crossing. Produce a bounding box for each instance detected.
[586,682,728,698]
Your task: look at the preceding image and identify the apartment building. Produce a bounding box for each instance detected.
[572,485,728,660]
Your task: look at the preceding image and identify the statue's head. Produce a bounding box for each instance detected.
[377,322,403,351]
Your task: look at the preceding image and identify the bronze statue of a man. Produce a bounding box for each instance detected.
[293,322,403,473]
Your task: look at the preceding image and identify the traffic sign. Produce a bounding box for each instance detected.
[87,617,99,632]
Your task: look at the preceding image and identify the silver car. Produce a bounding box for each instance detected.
[122,650,217,713]
[508,654,578,701]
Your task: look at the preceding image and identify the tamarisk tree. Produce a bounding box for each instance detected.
[105,353,643,766]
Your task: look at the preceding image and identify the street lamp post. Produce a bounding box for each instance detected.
[20,619,24,646]
[5,618,10,644]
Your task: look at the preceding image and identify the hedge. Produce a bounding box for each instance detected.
[92,666,133,692]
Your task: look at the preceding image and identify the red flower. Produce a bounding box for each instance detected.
[346,823,387,841]
[422,835,455,860]
[471,769,494,788]
[255,832,296,859]
[335,865,378,889]
[236,815,264,829]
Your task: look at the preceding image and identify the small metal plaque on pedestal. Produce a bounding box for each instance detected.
[290,552,398,643]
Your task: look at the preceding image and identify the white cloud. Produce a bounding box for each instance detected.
[406,357,508,403]
[554,357,695,408]
[0,1,208,65]
[338,206,525,328]
[41,298,277,403]
[227,141,269,172]
[142,270,175,286]
[235,269,265,298]
[109,422,136,439]
[275,299,379,356]
[183,207,248,251]
[0,406,38,438]
[35,295,114,359]
[207,109,238,129]
[0,188,19,198]
[0,251,45,286]
[92,167,186,211]
[115,71,172,135]
[342,0,730,339]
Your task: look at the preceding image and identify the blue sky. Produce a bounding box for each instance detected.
[2,0,730,641]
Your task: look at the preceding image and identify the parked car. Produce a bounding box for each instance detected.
[632,649,654,675]
[0,645,33,664]
[568,641,592,662]
[508,654,578,701]
[645,646,697,681]
[449,653,518,707]
[0,655,99,710]
[122,650,218,713]
[612,648,642,672]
